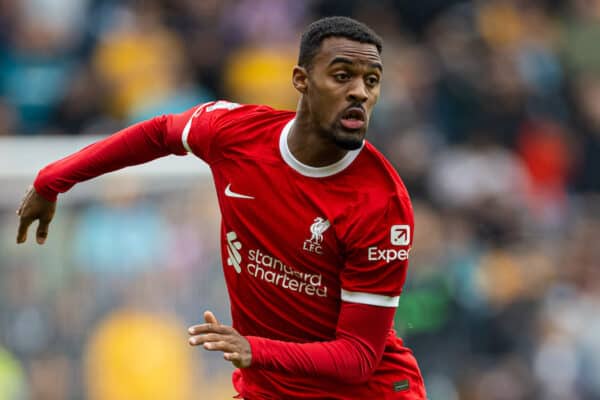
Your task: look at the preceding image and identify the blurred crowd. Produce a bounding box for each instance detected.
[1,0,600,399]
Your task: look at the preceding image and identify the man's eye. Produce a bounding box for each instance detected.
[335,73,351,82]
[366,76,380,86]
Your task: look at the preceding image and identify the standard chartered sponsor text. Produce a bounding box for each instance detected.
[247,249,327,297]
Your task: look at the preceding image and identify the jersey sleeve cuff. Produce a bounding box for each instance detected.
[246,336,267,369]
[33,180,58,202]
[340,289,400,307]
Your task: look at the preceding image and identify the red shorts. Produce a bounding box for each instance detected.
[231,365,427,400]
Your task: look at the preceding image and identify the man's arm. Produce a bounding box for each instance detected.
[189,301,395,383]
[16,114,189,244]
[33,116,187,202]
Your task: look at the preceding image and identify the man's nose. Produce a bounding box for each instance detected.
[347,79,368,103]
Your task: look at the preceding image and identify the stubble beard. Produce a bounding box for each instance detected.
[334,135,363,150]
[332,125,365,150]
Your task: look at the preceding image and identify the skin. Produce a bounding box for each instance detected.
[289,36,382,166]
[15,36,384,369]
[187,310,252,368]
[16,185,55,245]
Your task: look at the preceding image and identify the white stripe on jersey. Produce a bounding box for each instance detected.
[181,103,211,153]
[340,289,400,307]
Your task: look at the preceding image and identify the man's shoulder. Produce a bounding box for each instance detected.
[206,101,295,130]
[354,141,410,201]
[333,142,413,233]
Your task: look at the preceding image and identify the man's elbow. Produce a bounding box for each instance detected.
[329,334,384,384]
[334,359,377,384]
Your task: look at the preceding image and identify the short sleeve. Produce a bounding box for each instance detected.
[340,193,414,308]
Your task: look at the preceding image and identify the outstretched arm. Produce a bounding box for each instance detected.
[188,301,395,383]
[15,113,189,244]
[16,101,262,244]
[33,116,187,202]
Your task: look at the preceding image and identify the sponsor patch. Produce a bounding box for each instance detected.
[393,380,410,392]
[391,225,410,246]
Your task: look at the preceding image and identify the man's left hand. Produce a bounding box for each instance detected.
[188,311,252,368]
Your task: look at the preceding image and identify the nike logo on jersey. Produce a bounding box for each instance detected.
[225,184,254,199]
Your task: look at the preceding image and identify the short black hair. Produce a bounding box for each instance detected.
[298,16,383,69]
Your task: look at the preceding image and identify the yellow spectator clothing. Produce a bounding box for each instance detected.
[85,309,193,400]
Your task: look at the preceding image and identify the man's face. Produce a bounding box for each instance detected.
[302,37,382,150]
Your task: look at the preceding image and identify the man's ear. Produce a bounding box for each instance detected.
[292,66,308,94]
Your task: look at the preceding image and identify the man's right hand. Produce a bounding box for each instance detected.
[16,186,56,245]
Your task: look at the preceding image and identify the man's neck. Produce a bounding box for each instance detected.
[288,109,348,167]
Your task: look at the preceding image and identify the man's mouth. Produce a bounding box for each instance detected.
[340,107,366,130]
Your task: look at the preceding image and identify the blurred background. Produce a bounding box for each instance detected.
[1,0,599,399]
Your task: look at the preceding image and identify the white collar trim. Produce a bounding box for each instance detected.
[279,118,363,178]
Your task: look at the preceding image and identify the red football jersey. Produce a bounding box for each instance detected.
[33,99,425,399]
[179,101,425,399]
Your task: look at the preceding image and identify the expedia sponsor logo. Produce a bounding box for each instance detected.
[368,247,410,262]
[366,225,412,263]
[390,225,410,246]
